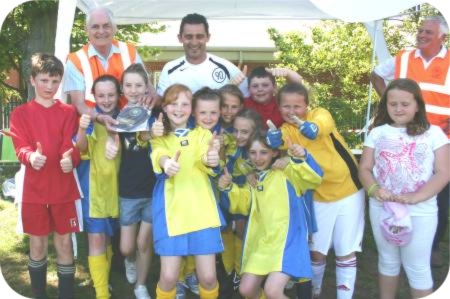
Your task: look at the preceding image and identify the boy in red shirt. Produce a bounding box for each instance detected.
[9,53,81,299]
[244,66,303,128]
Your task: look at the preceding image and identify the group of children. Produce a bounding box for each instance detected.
[9,52,449,299]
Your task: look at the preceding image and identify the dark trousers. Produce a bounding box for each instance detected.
[433,183,449,250]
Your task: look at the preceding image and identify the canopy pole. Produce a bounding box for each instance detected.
[364,20,381,140]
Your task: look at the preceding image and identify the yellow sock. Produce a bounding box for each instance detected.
[221,230,235,274]
[259,290,267,299]
[156,284,176,299]
[234,235,243,273]
[105,244,113,280]
[88,254,110,299]
[199,283,219,299]
[185,255,196,276]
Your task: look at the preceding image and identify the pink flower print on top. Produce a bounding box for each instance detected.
[375,138,426,195]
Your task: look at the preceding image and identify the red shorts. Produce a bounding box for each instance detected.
[20,201,80,236]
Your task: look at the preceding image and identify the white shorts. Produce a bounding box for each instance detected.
[309,189,365,256]
[369,199,436,290]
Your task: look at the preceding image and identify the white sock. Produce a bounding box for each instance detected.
[336,257,357,299]
[311,261,326,297]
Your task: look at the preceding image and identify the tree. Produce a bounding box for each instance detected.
[268,21,373,148]
[0,1,164,102]
[268,4,447,148]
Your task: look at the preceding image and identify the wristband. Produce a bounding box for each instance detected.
[367,183,379,197]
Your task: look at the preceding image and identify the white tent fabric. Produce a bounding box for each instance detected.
[1,0,448,64]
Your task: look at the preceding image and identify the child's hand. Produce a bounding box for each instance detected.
[266,67,303,83]
[372,187,394,202]
[163,151,181,177]
[105,134,120,160]
[60,148,74,173]
[266,67,289,78]
[79,114,91,130]
[286,138,306,158]
[218,167,233,189]
[271,156,290,170]
[97,114,119,132]
[292,115,318,140]
[151,113,164,137]
[204,133,220,167]
[391,193,419,205]
[266,120,283,149]
[229,64,247,85]
[29,142,46,170]
[246,172,258,187]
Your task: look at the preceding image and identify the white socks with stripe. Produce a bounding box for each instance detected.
[336,256,357,299]
[311,260,326,298]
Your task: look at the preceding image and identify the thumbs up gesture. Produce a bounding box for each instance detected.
[29,142,47,170]
[229,64,247,86]
[60,148,74,173]
[79,112,92,130]
[286,138,306,159]
[163,150,181,177]
[105,133,120,160]
[265,119,283,149]
[292,115,318,140]
[218,167,233,190]
[151,112,164,137]
[204,132,220,167]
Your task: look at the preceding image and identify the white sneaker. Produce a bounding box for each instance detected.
[185,272,199,295]
[176,281,187,299]
[124,257,137,284]
[313,286,321,298]
[134,285,151,299]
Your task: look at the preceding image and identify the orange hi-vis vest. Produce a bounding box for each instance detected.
[394,49,450,137]
[67,40,137,108]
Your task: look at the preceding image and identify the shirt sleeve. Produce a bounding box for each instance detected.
[364,128,377,148]
[9,108,33,165]
[373,57,395,81]
[63,60,86,93]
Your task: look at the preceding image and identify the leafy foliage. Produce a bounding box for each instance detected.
[0,2,164,102]
[269,21,374,148]
[268,4,448,148]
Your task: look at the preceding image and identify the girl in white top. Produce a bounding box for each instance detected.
[359,78,449,299]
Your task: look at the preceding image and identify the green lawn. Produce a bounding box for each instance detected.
[0,165,448,298]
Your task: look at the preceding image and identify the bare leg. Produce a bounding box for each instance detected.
[378,273,399,299]
[239,273,265,299]
[264,272,290,299]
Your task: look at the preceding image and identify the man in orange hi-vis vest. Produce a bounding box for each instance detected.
[63,6,155,129]
[370,15,449,269]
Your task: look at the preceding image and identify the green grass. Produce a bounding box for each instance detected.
[0,164,448,298]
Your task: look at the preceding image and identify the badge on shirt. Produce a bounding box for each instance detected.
[257,185,264,191]
[212,67,227,83]
[180,140,189,146]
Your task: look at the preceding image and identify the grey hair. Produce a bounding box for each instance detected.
[423,15,449,37]
[85,6,117,32]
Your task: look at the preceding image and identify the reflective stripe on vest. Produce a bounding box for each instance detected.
[75,41,132,104]
[396,50,450,119]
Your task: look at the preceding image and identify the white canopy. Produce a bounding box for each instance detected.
[1,0,448,64]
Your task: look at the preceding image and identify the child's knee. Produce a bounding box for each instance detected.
[198,273,217,289]
[120,243,135,257]
[159,270,179,289]
[378,258,401,277]
[239,281,257,298]
[136,237,150,254]
[404,264,433,290]
[264,283,283,299]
